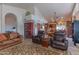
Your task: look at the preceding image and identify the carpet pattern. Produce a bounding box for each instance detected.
[0,39,67,55]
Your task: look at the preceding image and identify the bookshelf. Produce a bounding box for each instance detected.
[24,21,33,38]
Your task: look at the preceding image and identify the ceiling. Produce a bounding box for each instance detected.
[5,3,75,17]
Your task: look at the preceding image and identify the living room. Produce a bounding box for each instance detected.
[0,3,79,55]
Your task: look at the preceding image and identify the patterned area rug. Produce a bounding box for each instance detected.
[0,39,67,55]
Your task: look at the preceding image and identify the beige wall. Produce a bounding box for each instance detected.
[0,4,2,33]
[1,4,26,36]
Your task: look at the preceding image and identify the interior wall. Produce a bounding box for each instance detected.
[33,7,47,35]
[72,3,79,21]
[0,4,47,36]
[73,4,79,16]
[0,4,2,33]
[34,7,47,24]
[1,4,26,36]
[65,15,72,21]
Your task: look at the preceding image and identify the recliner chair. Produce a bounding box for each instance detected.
[50,31,68,50]
[32,31,44,44]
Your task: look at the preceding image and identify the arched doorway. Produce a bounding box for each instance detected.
[5,13,17,32]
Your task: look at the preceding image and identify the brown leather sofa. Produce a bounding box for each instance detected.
[0,32,22,50]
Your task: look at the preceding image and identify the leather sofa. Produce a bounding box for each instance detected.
[51,31,68,50]
[32,31,44,44]
[0,32,22,50]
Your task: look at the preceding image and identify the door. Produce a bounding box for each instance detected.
[73,20,79,43]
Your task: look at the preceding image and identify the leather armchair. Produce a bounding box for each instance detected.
[50,31,68,50]
[51,39,68,50]
[32,31,44,44]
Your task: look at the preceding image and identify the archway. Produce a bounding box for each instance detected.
[5,13,17,32]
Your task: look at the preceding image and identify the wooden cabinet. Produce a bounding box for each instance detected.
[24,22,33,38]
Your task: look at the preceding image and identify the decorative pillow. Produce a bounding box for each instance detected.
[9,32,19,39]
[0,34,8,42]
[2,40,13,45]
[3,33,10,40]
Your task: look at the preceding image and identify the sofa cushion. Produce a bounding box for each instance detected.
[9,32,19,39]
[55,36,65,41]
[0,38,21,46]
[1,40,14,45]
[53,40,65,46]
[13,38,21,41]
[52,44,67,50]
[0,34,8,42]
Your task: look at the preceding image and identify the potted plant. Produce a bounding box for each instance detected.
[25,11,32,20]
[25,11,31,16]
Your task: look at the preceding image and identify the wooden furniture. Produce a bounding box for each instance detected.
[24,21,33,38]
[48,23,56,33]
[44,23,56,41]
[41,34,49,48]
[42,39,49,48]
[47,23,56,37]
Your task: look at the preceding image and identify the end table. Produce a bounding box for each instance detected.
[41,36,49,48]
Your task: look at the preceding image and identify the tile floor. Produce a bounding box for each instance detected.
[0,38,79,55]
[67,37,79,55]
[0,38,66,55]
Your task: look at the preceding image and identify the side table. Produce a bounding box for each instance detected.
[41,38,49,48]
